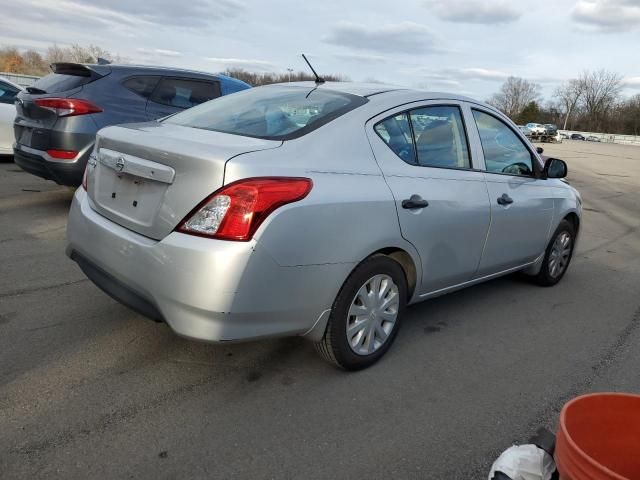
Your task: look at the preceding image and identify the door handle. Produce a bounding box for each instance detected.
[402,194,429,209]
[497,193,514,206]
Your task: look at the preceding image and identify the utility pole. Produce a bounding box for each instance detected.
[287,68,293,82]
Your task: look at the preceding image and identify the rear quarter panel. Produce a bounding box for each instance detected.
[223,115,422,272]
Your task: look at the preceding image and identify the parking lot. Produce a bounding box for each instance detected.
[1,140,639,479]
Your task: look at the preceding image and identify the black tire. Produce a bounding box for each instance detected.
[531,219,576,287]
[315,255,407,370]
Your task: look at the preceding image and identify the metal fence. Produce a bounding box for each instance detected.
[559,130,640,147]
[0,72,41,87]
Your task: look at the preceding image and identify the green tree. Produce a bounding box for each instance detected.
[516,101,541,124]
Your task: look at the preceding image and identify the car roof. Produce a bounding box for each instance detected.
[262,81,482,103]
[81,63,249,87]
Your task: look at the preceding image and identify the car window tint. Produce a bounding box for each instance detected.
[150,78,221,109]
[472,110,534,176]
[123,76,160,99]
[0,81,20,104]
[409,106,470,169]
[374,113,416,164]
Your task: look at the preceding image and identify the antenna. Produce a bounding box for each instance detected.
[301,54,325,84]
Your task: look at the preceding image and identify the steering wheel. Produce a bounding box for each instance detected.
[502,162,531,175]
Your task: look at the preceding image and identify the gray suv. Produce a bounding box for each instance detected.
[13,63,250,186]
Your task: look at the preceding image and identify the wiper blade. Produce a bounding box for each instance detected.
[26,86,47,94]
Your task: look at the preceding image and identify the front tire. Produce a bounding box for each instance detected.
[532,219,576,286]
[315,255,407,370]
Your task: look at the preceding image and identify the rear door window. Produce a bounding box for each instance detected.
[0,81,20,104]
[149,78,221,109]
[374,113,415,164]
[122,76,160,99]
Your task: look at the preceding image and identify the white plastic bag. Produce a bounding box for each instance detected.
[488,444,556,480]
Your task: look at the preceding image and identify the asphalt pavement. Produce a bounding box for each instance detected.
[1,140,639,479]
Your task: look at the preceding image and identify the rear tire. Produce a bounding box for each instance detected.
[531,219,576,287]
[315,255,407,371]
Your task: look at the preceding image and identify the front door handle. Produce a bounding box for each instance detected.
[402,194,429,209]
[497,193,514,206]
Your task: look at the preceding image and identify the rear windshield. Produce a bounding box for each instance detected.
[31,73,95,94]
[164,86,368,140]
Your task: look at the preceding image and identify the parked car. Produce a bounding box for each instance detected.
[526,123,546,135]
[14,63,250,186]
[0,77,23,156]
[586,135,601,142]
[571,133,586,140]
[518,125,532,138]
[543,124,558,135]
[66,83,582,370]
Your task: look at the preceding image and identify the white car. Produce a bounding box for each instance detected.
[0,77,22,155]
[525,123,546,135]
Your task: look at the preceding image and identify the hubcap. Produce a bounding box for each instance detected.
[548,231,572,278]
[346,274,399,356]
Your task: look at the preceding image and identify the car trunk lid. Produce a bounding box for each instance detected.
[87,122,282,240]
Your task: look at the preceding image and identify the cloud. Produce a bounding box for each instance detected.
[623,77,640,88]
[403,66,511,82]
[324,21,442,54]
[334,53,387,63]
[571,0,640,32]
[205,57,277,71]
[424,0,522,24]
[137,48,182,58]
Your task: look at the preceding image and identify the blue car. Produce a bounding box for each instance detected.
[13,63,250,186]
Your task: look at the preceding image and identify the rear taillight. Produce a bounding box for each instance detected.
[35,98,102,117]
[177,177,313,241]
[47,149,77,160]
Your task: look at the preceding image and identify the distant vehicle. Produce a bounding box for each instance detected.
[14,63,250,186]
[571,133,586,141]
[66,83,581,370]
[586,136,601,142]
[0,77,23,156]
[518,125,532,137]
[560,132,570,139]
[526,123,546,135]
[544,124,558,135]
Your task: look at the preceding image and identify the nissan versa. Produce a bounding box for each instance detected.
[13,62,249,186]
[66,83,582,370]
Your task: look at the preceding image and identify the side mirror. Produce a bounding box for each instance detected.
[544,158,567,179]
[536,146,544,154]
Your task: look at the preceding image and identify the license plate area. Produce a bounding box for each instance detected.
[93,166,168,227]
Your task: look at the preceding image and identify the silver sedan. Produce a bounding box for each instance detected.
[66,83,582,370]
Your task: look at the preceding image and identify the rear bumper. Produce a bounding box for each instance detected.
[14,143,92,187]
[66,189,350,342]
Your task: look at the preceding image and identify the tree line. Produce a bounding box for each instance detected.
[488,70,640,135]
[0,45,118,76]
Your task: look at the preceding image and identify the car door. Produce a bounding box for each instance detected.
[468,107,554,275]
[367,102,491,295]
[0,80,21,153]
[146,77,221,119]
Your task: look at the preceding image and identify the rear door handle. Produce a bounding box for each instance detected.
[497,193,514,206]
[402,194,429,209]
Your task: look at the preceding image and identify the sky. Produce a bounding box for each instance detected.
[1,0,639,100]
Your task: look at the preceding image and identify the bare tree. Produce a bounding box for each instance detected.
[577,69,622,131]
[487,77,541,119]
[554,79,582,130]
[223,68,349,86]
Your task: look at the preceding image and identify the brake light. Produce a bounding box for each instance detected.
[47,149,77,160]
[35,98,102,117]
[177,177,313,241]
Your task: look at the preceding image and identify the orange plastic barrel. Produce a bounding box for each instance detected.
[555,393,640,480]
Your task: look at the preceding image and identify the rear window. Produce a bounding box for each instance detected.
[31,73,95,94]
[149,77,220,109]
[164,86,368,140]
